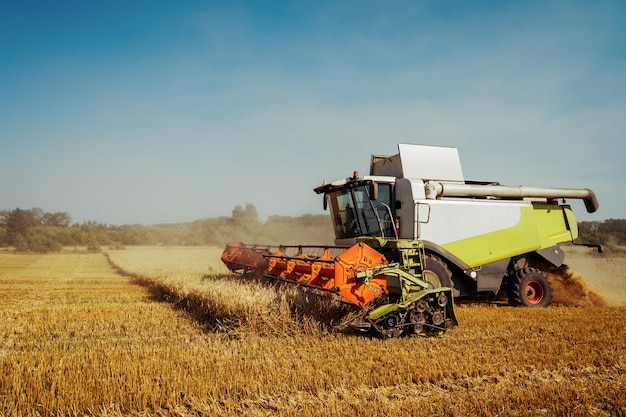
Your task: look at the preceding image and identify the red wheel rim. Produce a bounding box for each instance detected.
[525,280,544,304]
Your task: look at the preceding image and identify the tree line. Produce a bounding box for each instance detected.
[0,204,335,253]
[1,206,623,253]
[578,219,626,250]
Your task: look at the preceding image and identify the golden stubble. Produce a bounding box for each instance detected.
[1,248,624,416]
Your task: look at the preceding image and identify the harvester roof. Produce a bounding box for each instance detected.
[370,144,465,182]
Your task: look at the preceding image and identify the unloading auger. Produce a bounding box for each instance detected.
[221,240,458,338]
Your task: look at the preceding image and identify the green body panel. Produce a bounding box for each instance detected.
[440,204,575,268]
[532,204,577,247]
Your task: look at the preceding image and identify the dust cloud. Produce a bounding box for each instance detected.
[546,269,607,307]
[560,245,626,307]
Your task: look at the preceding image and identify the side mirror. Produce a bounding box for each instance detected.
[323,194,328,211]
[369,183,379,200]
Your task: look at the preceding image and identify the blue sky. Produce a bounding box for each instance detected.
[1,0,624,225]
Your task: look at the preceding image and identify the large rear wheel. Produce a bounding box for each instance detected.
[423,254,453,289]
[507,267,552,307]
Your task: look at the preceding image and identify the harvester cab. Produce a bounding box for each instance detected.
[315,144,601,307]
[317,172,398,241]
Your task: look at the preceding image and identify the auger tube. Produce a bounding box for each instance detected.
[424,182,599,213]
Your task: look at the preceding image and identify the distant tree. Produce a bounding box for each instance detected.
[13,233,29,252]
[6,208,36,245]
[30,207,45,224]
[230,203,262,241]
[86,234,102,253]
[43,211,72,227]
[232,203,260,225]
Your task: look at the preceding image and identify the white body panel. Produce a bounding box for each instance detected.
[414,199,525,243]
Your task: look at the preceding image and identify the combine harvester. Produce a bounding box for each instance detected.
[222,144,600,338]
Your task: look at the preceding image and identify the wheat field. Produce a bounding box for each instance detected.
[1,246,625,416]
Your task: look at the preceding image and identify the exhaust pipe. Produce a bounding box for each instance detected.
[425,182,599,213]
